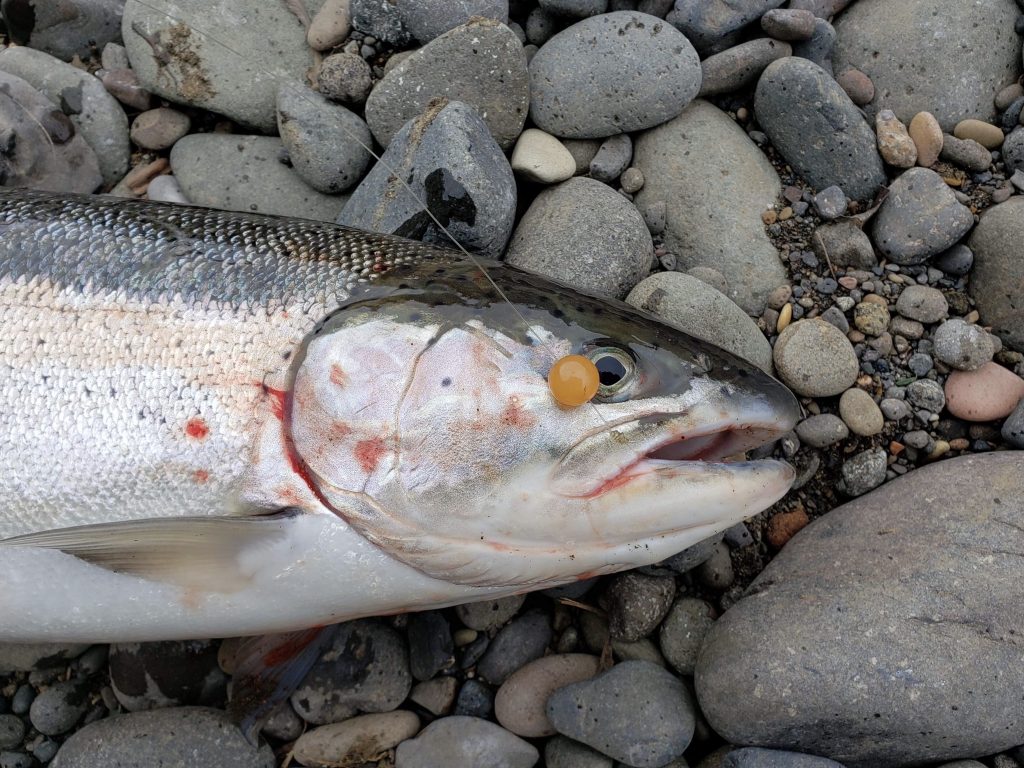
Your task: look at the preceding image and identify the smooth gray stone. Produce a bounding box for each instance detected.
[724,748,847,768]
[699,39,792,97]
[365,18,528,150]
[170,134,345,222]
[540,0,608,16]
[791,17,835,74]
[754,57,885,200]
[122,0,317,131]
[832,0,1021,131]
[1003,127,1024,174]
[529,11,700,139]
[399,0,508,43]
[505,176,653,299]
[871,168,974,265]
[339,100,515,259]
[0,71,102,193]
[2,0,125,61]
[633,99,785,315]
[28,681,88,736]
[276,82,373,194]
[667,0,785,55]
[1002,398,1024,448]
[395,716,538,768]
[968,196,1024,352]
[0,643,88,674]
[51,707,274,767]
[589,133,632,182]
[0,46,129,185]
[696,453,1024,767]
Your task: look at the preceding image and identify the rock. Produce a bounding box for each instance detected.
[945,363,1024,421]
[291,620,412,725]
[724,748,847,768]
[968,197,1024,352]
[307,0,352,50]
[0,71,102,193]
[698,39,792,97]
[875,109,917,168]
[604,572,675,642]
[795,414,849,448]
[407,611,453,682]
[365,19,528,150]
[101,42,130,71]
[129,107,190,151]
[51,707,274,767]
[170,134,345,222]
[953,118,1004,149]
[760,9,815,40]
[477,612,553,685]
[3,0,125,61]
[811,186,848,220]
[0,644,88,674]
[996,83,1024,110]
[505,176,653,298]
[400,0,509,43]
[835,67,874,106]
[773,319,859,397]
[122,0,316,131]
[453,679,494,718]
[494,654,601,737]
[755,57,885,201]
[907,111,944,167]
[589,133,632,183]
[0,716,24,751]
[838,388,883,436]
[277,81,373,195]
[510,128,576,183]
[695,453,1024,767]
[456,596,525,632]
[933,319,995,371]
[667,0,785,56]
[540,0,607,16]
[905,378,945,413]
[939,134,992,172]
[545,736,614,768]
[529,11,700,139]
[626,272,774,372]
[658,597,715,676]
[395,716,538,768]
[315,52,373,105]
[109,640,224,712]
[1001,398,1024,448]
[100,67,150,111]
[28,680,89,736]
[621,166,644,193]
[0,46,129,186]
[409,677,457,716]
[351,0,410,45]
[871,168,974,265]
[791,18,835,74]
[146,174,189,204]
[832,0,1021,132]
[1006,129,1024,175]
[895,284,949,323]
[787,0,854,16]
[262,703,304,742]
[547,660,694,768]
[293,712,421,768]
[633,99,786,315]
[853,301,889,336]
[933,244,974,276]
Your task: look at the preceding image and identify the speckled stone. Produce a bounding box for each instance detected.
[773,319,859,397]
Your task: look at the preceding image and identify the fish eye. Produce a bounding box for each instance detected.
[587,346,636,397]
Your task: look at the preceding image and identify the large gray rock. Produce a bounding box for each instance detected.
[529,11,700,139]
[122,0,317,131]
[339,100,515,259]
[51,707,274,767]
[170,134,345,222]
[505,176,653,299]
[724,748,847,768]
[696,452,1024,767]
[968,197,1024,353]
[833,0,1021,132]
[0,70,102,193]
[365,18,528,150]
[2,0,125,61]
[755,57,885,200]
[395,716,538,768]
[0,46,129,185]
[870,168,974,265]
[667,0,785,55]
[633,99,785,315]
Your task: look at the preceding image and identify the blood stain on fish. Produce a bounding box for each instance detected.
[262,385,287,420]
[193,469,210,484]
[185,418,209,439]
[354,437,387,473]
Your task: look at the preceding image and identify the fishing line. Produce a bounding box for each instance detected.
[124,0,612,427]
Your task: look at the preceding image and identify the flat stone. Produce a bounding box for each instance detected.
[110,640,224,712]
[773,319,859,397]
[633,99,786,315]
[626,272,774,372]
[511,128,576,183]
[755,57,885,201]
[51,707,274,768]
[698,39,792,97]
[833,0,1021,132]
[871,168,974,265]
[122,0,317,131]
[395,716,538,768]
[170,134,345,222]
[696,453,1024,767]
[100,67,150,111]
[667,0,785,56]
[4,0,125,61]
[505,176,653,299]
[494,654,601,737]
[407,611,453,682]
[365,18,528,150]
[945,363,1024,421]
[529,11,700,139]
[968,197,1024,352]
[293,712,421,768]
[895,284,948,323]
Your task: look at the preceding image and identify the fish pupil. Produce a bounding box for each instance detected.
[596,356,627,386]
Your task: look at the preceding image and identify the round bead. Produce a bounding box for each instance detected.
[548,354,600,407]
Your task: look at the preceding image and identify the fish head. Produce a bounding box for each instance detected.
[288,262,799,590]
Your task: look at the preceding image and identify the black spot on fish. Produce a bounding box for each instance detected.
[393,168,477,243]
[1,0,35,46]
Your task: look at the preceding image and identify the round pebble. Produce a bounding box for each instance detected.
[945,363,1024,421]
[853,301,890,336]
[774,319,860,397]
[835,67,874,106]
[895,285,949,323]
[841,448,888,496]
[620,166,644,193]
[760,8,816,41]
[875,110,917,168]
[477,612,553,685]
[658,597,716,676]
[953,118,1004,149]
[29,681,88,736]
[316,52,373,103]
[494,654,601,737]
[933,319,995,371]
[395,716,537,768]
[908,111,943,167]
[129,108,191,151]
[510,128,576,183]
[906,378,946,413]
[839,388,884,436]
[795,413,850,448]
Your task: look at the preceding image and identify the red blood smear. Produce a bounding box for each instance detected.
[264,386,287,421]
[354,437,387,473]
[185,418,209,440]
[262,627,323,667]
[193,469,210,484]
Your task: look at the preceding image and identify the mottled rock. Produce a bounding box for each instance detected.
[529,11,700,139]
[633,99,786,315]
[129,107,190,151]
[667,0,785,56]
[604,572,676,642]
[1001,398,1024,448]
[400,0,509,43]
[773,319,859,397]
[494,654,600,737]
[658,597,716,676]
[933,319,995,371]
[395,716,538,768]
[875,109,917,168]
[110,640,224,712]
[791,18,835,74]
[699,39,792,97]
[316,52,373,104]
[968,197,1024,352]
[351,0,409,45]
[811,186,848,220]
[0,644,88,674]
[940,134,992,172]
[293,712,421,768]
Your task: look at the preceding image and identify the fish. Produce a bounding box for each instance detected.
[0,186,799,648]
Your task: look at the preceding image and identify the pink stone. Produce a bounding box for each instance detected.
[944,362,1024,421]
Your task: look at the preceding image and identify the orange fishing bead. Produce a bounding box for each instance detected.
[548,354,600,407]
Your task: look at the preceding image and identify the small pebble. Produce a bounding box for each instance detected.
[316,52,373,103]
[766,506,811,548]
[129,108,191,151]
[294,712,420,768]
[880,398,911,421]
[100,68,151,111]
[908,112,943,167]
[940,134,992,172]
[895,285,948,323]
[953,118,1004,149]
[1001,398,1024,448]
[29,681,88,736]
[589,133,632,183]
[659,598,716,676]
[839,388,884,436]
[835,67,874,106]
[604,572,676,642]
[774,319,860,397]
[933,319,995,371]
[494,654,600,737]
[510,128,576,183]
[456,596,525,632]
[307,0,352,51]
[853,301,889,336]
[409,677,458,717]
[760,8,816,40]
[841,448,888,496]
[620,167,644,193]
[933,244,974,276]
[453,679,494,719]
[906,378,946,413]
[996,83,1024,111]
[875,110,917,168]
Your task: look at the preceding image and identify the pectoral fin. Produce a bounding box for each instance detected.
[0,510,302,592]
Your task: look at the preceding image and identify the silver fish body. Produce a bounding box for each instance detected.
[0,188,799,642]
